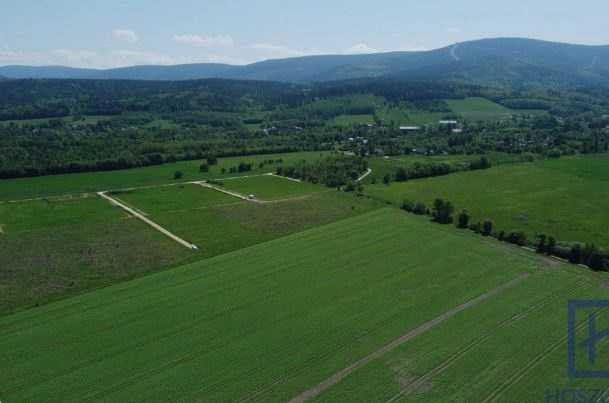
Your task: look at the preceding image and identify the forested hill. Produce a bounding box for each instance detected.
[2,38,609,87]
[0,78,481,121]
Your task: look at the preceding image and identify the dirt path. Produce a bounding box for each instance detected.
[97,191,198,251]
[357,168,373,182]
[219,173,272,181]
[288,273,530,403]
[268,173,303,183]
[193,182,263,203]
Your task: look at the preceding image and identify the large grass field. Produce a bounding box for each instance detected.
[447,97,545,121]
[0,196,193,315]
[221,174,324,200]
[0,180,381,314]
[364,152,527,185]
[114,183,380,259]
[4,208,586,402]
[364,154,609,249]
[0,150,329,202]
[312,265,609,402]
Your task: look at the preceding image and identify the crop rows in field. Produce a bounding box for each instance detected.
[1,208,550,402]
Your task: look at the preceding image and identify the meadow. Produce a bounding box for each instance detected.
[0,150,329,202]
[447,97,545,121]
[329,97,543,127]
[0,178,381,314]
[364,154,609,249]
[115,182,380,259]
[1,208,564,402]
[0,196,192,315]
[220,174,323,200]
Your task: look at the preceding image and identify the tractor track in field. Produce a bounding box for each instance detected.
[384,279,588,402]
[481,307,599,403]
[481,332,575,403]
[287,273,530,403]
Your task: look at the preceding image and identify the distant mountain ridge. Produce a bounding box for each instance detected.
[2,38,609,87]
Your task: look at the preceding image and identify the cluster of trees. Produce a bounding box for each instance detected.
[277,155,368,188]
[401,199,609,272]
[384,157,492,185]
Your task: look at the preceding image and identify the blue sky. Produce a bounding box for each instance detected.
[1,0,607,68]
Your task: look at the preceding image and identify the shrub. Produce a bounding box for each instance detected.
[506,231,527,246]
[413,202,427,215]
[432,199,454,224]
[401,199,415,212]
[457,210,470,229]
[482,220,494,236]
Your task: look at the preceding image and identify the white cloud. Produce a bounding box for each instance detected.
[172,34,234,48]
[0,47,196,68]
[249,43,321,59]
[345,43,378,54]
[113,29,139,43]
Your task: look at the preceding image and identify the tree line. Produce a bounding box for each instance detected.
[401,198,609,272]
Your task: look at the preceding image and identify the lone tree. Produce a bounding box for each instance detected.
[536,234,547,254]
[547,237,557,255]
[207,156,218,166]
[569,244,583,264]
[174,170,184,180]
[457,210,470,229]
[588,251,609,272]
[482,220,494,236]
[199,163,209,173]
[383,174,391,185]
[432,199,454,224]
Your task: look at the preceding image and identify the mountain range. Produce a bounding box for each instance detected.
[2,38,609,87]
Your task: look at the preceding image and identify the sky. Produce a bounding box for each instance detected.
[1,0,608,69]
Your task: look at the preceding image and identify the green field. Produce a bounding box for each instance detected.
[3,208,584,402]
[331,114,376,126]
[447,97,545,121]
[0,197,192,315]
[365,154,609,248]
[0,179,381,314]
[0,151,329,202]
[221,174,324,200]
[115,183,380,259]
[313,265,609,402]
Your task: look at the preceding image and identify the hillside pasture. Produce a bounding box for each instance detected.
[1,208,557,402]
[447,97,545,121]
